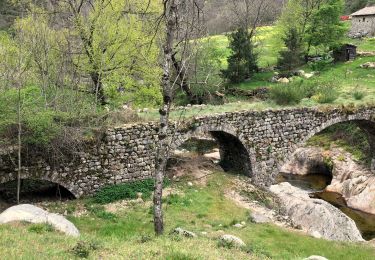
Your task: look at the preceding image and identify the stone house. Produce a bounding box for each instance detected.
[350,6,375,37]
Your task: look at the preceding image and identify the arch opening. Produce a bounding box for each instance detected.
[168,130,252,178]
[0,179,75,211]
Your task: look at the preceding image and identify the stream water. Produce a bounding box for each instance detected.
[277,172,375,241]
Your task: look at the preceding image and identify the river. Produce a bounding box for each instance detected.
[277,172,375,241]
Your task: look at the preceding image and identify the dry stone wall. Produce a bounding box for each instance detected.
[1,107,375,197]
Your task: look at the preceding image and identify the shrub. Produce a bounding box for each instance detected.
[353,91,365,100]
[312,83,338,104]
[93,179,170,204]
[270,80,313,105]
[308,53,334,71]
[70,241,99,258]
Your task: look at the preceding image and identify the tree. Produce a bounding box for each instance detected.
[277,27,304,72]
[12,0,162,107]
[222,27,258,84]
[305,0,347,52]
[154,0,204,235]
[279,0,347,57]
[345,0,375,14]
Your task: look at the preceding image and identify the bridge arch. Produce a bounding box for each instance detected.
[171,124,256,176]
[281,114,375,174]
[0,174,79,199]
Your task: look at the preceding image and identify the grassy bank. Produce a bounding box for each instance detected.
[139,25,375,122]
[1,173,374,259]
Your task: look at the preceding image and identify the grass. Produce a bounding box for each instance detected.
[1,173,374,259]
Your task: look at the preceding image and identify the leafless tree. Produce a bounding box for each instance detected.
[153,0,204,235]
[230,0,278,35]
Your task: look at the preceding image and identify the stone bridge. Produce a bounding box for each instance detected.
[1,106,375,198]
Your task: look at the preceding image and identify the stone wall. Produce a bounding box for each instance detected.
[1,106,375,197]
[351,15,375,36]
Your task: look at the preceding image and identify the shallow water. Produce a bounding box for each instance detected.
[277,172,375,240]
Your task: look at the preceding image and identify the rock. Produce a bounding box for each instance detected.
[233,223,244,228]
[360,62,375,69]
[285,147,375,215]
[325,149,375,215]
[250,212,272,224]
[270,76,279,83]
[311,231,322,239]
[281,147,328,176]
[277,77,290,84]
[303,72,314,79]
[0,204,80,237]
[172,227,197,238]
[270,183,364,242]
[304,256,328,260]
[203,151,220,161]
[219,234,246,247]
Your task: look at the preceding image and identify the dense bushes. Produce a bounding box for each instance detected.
[270,79,339,105]
[93,179,170,204]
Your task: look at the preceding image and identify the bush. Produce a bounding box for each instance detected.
[353,91,365,100]
[270,80,314,105]
[93,179,170,204]
[312,83,338,104]
[308,53,334,71]
[70,241,100,258]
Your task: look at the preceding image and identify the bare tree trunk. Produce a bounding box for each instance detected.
[153,0,178,236]
[17,86,22,204]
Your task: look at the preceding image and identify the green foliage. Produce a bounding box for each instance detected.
[270,80,312,105]
[277,27,304,72]
[188,40,226,104]
[345,0,375,14]
[222,27,258,84]
[312,83,339,104]
[93,179,170,204]
[71,241,99,259]
[27,223,54,234]
[279,0,347,55]
[353,91,365,100]
[306,0,347,50]
[308,54,335,71]
[87,205,118,221]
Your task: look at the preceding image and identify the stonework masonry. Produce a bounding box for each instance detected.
[1,106,375,198]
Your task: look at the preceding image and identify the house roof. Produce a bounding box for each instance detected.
[351,6,375,16]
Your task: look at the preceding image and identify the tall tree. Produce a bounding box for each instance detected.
[222,27,258,84]
[154,0,204,235]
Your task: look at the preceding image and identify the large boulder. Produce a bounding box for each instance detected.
[0,204,80,237]
[282,147,375,215]
[326,149,375,215]
[281,147,328,176]
[270,183,364,242]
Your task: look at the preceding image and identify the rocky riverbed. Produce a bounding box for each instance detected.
[278,146,375,241]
